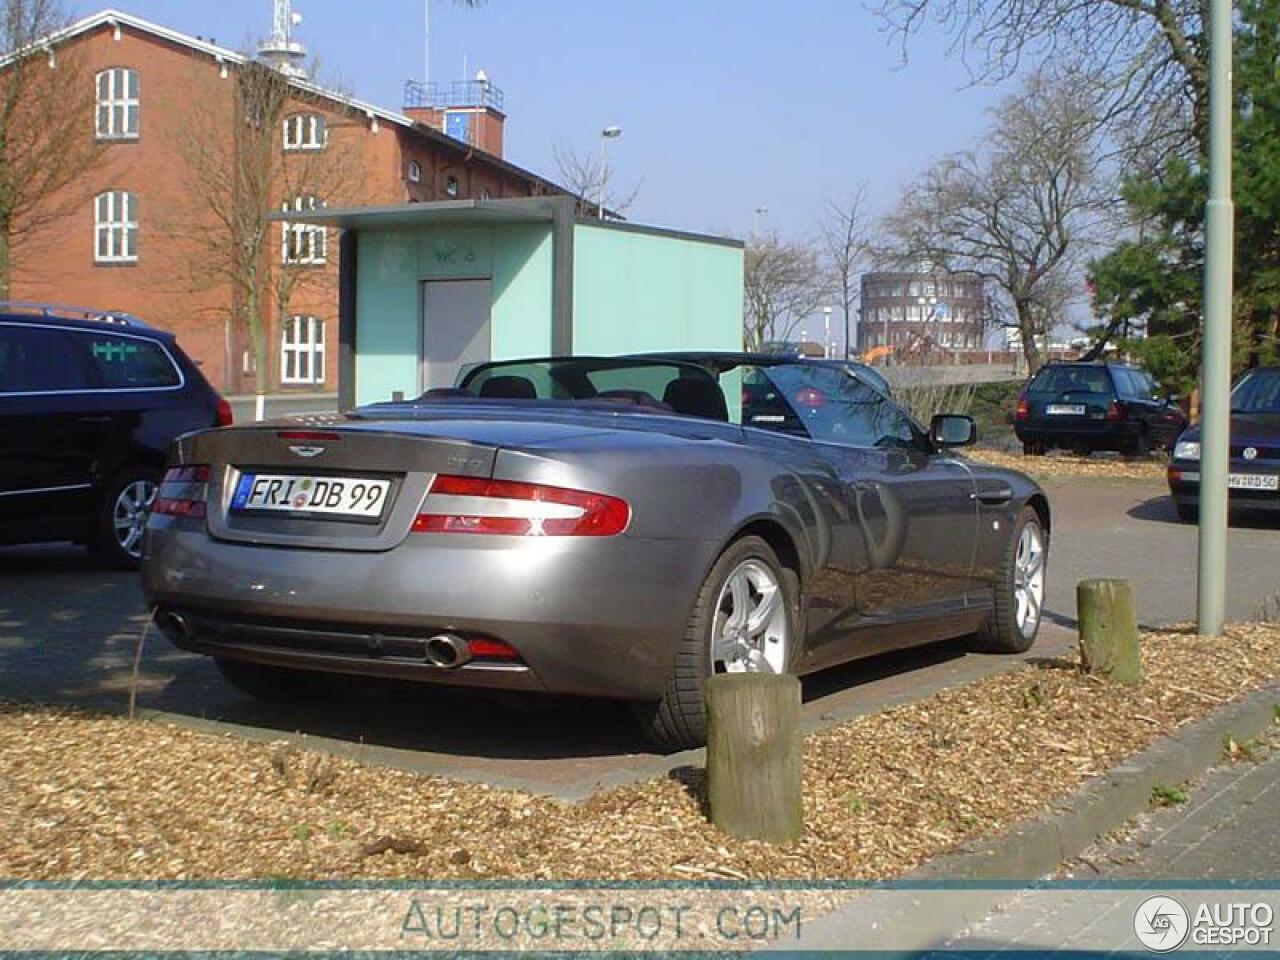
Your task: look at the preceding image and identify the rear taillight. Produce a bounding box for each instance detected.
[1014,395,1029,422]
[215,396,233,427]
[1106,400,1124,422]
[413,474,630,537]
[152,464,211,520]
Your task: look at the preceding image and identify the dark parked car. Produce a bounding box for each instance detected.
[1014,361,1187,456]
[1168,366,1280,522]
[0,305,231,568]
[143,353,1050,748]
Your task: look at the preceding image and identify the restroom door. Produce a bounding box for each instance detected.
[421,278,492,390]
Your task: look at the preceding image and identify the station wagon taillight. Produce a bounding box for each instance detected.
[1014,395,1029,422]
[152,465,211,519]
[413,475,630,537]
[1106,400,1124,422]
[215,396,234,427]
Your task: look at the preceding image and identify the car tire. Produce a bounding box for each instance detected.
[90,467,161,570]
[214,657,338,701]
[632,535,799,750]
[1174,500,1197,523]
[970,506,1047,654]
[1125,429,1152,458]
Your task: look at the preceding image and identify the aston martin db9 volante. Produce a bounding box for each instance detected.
[142,354,1050,748]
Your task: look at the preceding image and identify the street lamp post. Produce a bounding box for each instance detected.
[597,125,622,220]
[752,206,768,236]
[1197,0,1234,637]
[823,306,832,358]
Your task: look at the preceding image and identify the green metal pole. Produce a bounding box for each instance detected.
[1197,0,1235,637]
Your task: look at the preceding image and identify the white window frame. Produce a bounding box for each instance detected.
[95,68,139,140]
[407,160,422,183]
[281,196,327,265]
[280,316,325,385]
[94,191,138,264]
[283,113,327,151]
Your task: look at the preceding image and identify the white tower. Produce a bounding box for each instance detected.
[257,0,306,76]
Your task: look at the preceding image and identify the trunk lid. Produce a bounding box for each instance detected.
[177,421,502,552]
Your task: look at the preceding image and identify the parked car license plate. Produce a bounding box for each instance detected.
[1228,473,1279,491]
[231,473,391,519]
[1046,404,1086,415]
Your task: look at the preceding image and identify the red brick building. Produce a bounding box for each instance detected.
[10,8,570,394]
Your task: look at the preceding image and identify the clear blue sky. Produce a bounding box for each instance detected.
[74,0,1016,242]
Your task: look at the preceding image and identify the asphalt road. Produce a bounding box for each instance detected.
[0,477,1275,797]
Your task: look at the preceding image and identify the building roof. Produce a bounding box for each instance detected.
[273,197,745,249]
[29,8,574,199]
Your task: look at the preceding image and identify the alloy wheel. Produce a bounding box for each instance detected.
[1013,521,1046,639]
[710,558,789,673]
[113,479,156,560]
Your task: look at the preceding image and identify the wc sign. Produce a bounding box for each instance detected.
[1134,896,1274,951]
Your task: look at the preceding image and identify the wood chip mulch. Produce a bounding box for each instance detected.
[966,448,1168,482]
[1,624,1276,882]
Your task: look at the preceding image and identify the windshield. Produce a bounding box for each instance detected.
[742,363,924,448]
[455,357,729,420]
[1231,369,1280,414]
[1027,365,1112,395]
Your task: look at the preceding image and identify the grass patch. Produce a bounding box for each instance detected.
[1150,783,1188,807]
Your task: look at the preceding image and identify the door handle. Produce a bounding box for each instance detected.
[76,415,113,424]
[974,485,1014,505]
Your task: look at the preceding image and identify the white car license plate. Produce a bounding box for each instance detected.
[1228,473,1279,491]
[1046,404,1086,415]
[231,473,391,519]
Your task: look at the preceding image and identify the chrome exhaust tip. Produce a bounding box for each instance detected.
[424,633,472,668]
[154,610,192,642]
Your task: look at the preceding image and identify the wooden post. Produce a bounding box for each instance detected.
[1076,579,1142,685]
[705,673,803,843]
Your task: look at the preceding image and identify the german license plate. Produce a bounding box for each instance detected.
[1046,404,1086,415]
[231,473,391,519]
[1228,473,1279,491]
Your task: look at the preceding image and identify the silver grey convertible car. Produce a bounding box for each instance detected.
[142,353,1050,748]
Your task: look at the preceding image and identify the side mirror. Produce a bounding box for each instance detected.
[931,413,977,448]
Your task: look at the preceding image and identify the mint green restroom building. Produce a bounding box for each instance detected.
[297,197,745,409]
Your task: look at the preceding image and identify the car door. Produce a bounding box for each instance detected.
[0,323,103,538]
[747,364,980,638]
[1133,369,1187,448]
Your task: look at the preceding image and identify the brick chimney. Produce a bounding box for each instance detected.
[404,73,505,158]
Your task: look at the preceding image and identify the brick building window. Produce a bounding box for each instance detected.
[95,68,139,139]
[283,113,326,151]
[281,316,325,385]
[281,196,327,264]
[407,160,422,183]
[94,191,137,263]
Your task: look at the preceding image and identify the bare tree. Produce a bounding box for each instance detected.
[882,72,1108,372]
[552,140,639,219]
[165,58,363,398]
[0,0,103,296]
[819,185,872,359]
[743,233,828,351]
[875,0,1207,159]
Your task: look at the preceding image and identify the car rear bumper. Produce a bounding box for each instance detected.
[142,521,718,700]
[1015,423,1136,445]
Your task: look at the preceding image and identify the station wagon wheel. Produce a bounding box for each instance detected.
[710,559,789,674]
[633,535,798,750]
[970,506,1047,654]
[91,468,160,570]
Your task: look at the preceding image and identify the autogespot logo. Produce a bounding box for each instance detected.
[1134,895,1190,952]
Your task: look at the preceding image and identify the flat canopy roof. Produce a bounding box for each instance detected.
[270,197,563,231]
[270,196,744,249]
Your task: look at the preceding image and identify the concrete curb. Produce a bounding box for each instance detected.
[787,684,1280,952]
